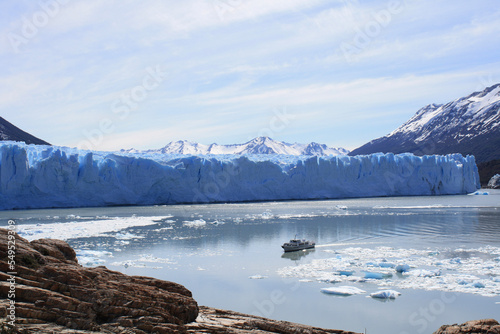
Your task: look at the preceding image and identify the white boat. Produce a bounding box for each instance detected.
[281,237,315,252]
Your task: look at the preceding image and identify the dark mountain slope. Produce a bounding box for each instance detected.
[0,116,50,145]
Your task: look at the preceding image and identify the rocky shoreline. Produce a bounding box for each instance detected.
[0,229,498,333]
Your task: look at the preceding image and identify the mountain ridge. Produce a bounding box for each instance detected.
[123,137,350,156]
[349,83,500,163]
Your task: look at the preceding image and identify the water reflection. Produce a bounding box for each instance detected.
[281,248,315,261]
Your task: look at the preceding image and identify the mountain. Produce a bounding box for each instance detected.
[127,137,349,156]
[0,116,50,145]
[350,83,500,164]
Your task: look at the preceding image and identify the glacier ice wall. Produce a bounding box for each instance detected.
[0,142,480,210]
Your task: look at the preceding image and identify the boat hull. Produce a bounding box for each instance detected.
[281,244,315,252]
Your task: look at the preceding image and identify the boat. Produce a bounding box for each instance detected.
[281,236,315,252]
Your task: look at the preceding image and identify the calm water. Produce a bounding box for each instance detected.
[2,191,500,333]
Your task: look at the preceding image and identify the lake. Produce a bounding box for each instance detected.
[2,190,499,334]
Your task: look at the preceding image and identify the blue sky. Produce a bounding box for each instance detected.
[1,0,500,151]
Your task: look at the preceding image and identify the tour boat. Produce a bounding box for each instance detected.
[281,237,315,252]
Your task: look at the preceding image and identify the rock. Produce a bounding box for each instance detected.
[487,174,500,189]
[0,229,360,333]
[433,319,500,334]
[0,229,198,333]
[186,306,360,333]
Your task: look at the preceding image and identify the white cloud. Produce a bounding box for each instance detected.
[1,0,500,150]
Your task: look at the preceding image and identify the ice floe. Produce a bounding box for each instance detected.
[363,271,393,279]
[111,253,176,269]
[76,249,113,267]
[278,246,500,297]
[183,219,207,228]
[321,286,366,296]
[17,216,170,241]
[249,275,268,279]
[369,290,401,299]
[395,264,410,273]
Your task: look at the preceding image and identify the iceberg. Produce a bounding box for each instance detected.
[369,290,401,299]
[395,264,411,273]
[363,271,393,280]
[0,141,480,210]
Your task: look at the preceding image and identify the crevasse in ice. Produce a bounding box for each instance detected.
[0,141,480,210]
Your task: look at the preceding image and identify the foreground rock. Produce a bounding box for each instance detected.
[433,319,500,334]
[0,229,198,333]
[0,229,358,333]
[187,306,357,333]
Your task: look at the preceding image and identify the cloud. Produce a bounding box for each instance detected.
[1,0,500,150]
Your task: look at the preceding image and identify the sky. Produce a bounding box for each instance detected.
[1,0,500,151]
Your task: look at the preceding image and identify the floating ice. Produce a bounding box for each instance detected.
[0,142,480,210]
[249,275,268,279]
[395,264,410,273]
[336,270,355,276]
[278,246,500,297]
[16,216,168,241]
[183,219,207,228]
[210,220,224,225]
[113,232,143,240]
[411,269,441,278]
[318,277,343,284]
[470,191,489,195]
[111,254,176,269]
[469,281,485,289]
[136,254,175,264]
[260,212,274,219]
[321,286,366,296]
[76,249,113,267]
[369,290,401,299]
[364,271,393,280]
[366,261,396,268]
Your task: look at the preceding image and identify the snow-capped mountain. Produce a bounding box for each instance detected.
[0,116,50,145]
[350,83,500,163]
[128,137,349,156]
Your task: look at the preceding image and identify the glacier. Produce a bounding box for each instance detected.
[0,141,480,211]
